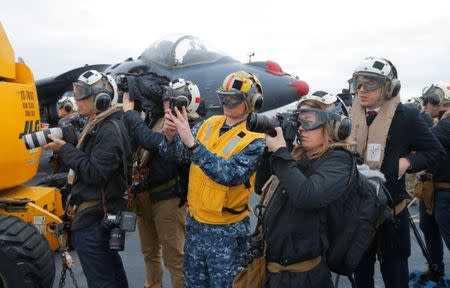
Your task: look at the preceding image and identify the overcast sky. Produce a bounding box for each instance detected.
[2,0,450,101]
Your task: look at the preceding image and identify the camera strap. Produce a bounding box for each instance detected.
[109,119,133,210]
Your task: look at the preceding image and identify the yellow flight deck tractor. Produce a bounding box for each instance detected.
[0,23,64,287]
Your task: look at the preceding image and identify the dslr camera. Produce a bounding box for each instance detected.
[22,122,79,150]
[101,211,137,251]
[163,86,190,112]
[247,111,300,144]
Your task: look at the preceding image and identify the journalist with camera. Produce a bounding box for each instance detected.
[43,70,133,288]
[252,91,353,287]
[121,76,201,288]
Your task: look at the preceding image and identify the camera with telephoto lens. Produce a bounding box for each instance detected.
[22,124,78,150]
[101,211,137,251]
[247,111,300,144]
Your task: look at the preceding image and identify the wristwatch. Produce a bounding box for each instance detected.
[187,141,199,151]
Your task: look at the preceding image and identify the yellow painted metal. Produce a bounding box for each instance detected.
[0,186,64,251]
[0,23,15,79]
[0,29,41,190]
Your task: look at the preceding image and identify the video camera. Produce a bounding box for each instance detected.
[247,111,300,145]
[101,211,137,251]
[115,72,169,114]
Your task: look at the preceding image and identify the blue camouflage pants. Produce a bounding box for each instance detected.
[184,215,250,288]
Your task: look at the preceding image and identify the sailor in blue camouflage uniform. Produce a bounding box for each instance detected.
[160,71,265,288]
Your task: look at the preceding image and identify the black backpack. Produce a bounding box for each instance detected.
[320,150,394,278]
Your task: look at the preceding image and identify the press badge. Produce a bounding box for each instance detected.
[366,143,381,162]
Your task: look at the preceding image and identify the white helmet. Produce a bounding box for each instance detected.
[352,57,401,99]
[73,70,119,110]
[57,92,78,113]
[299,90,338,105]
[168,78,201,113]
[422,82,450,106]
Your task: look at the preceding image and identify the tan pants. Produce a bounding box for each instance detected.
[135,192,186,288]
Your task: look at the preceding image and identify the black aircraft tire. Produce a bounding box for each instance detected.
[0,215,55,288]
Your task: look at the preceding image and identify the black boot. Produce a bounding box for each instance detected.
[425,264,445,282]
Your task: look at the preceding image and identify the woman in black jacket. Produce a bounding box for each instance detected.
[256,91,353,287]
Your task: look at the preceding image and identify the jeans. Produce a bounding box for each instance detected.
[71,222,129,288]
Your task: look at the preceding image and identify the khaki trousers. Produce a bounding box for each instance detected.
[135,192,186,288]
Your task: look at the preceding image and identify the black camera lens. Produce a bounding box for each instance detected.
[109,227,125,251]
[246,112,278,137]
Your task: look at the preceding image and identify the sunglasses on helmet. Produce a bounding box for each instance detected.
[294,108,340,130]
[352,74,387,92]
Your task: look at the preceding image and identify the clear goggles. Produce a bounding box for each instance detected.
[422,86,444,106]
[352,74,387,92]
[217,91,246,108]
[294,108,340,130]
[73,82,105,100]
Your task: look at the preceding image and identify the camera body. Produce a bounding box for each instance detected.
[247,112,300,144]
[163,86,190,112]
[115,74,129,93]
[249,233,263,258]
[101,211,137,251]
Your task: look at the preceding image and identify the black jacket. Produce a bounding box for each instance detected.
[257,148,352,266]
[367,103,444,259]
[124,110,181,195]
[432,116,450,183]
[59,111,132,230]
[380,103,445,203]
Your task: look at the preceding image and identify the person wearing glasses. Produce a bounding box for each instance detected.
[350,57,445,287]
[254,91,353,287]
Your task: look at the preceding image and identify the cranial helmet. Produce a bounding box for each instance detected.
[352,57,401,99]
[73,70,118,112]
[168,78,201,113]
[297,90,352,141]
[57,92,78,113]
[421,82,450,106]
[216,71,264,112]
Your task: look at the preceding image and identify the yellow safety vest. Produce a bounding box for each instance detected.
[188,115,264,224]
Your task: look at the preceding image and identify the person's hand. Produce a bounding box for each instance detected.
[172,106,196,148]
[43,135,67,152]
[265,127,286,152]
[164,108,177,142]
[122,92,134,112]
[40,123,50,130]
[398,157,411,178]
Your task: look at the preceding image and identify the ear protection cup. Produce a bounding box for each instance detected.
[63,101,73,113]
[250,93,264,111]
[382,58,401,99]
[93,91,112,112]
[332,116,352,141]
[386,79,401,99]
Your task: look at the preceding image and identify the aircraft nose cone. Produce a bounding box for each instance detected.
[290,80,309,97]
